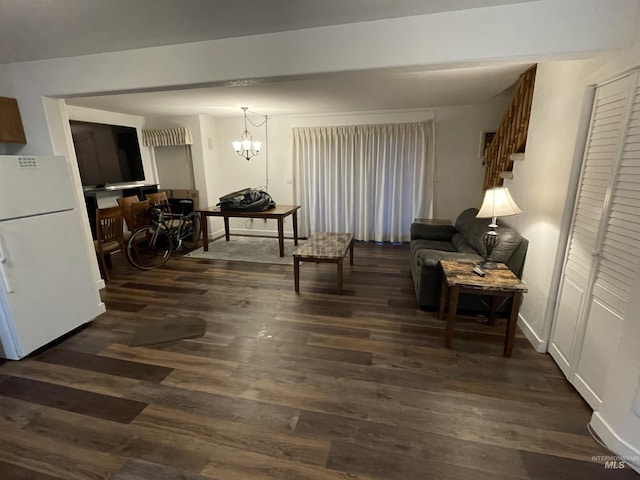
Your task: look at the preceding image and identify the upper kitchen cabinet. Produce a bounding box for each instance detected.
[0,97,26,143]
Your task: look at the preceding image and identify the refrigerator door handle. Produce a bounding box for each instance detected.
[0,233,14,293]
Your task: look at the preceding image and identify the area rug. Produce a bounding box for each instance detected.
[185,236,301,265]
[128,317,206,347]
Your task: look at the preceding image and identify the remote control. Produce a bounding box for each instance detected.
[473,266,486,277]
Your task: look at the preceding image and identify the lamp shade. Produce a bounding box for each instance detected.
[476,187,522,218]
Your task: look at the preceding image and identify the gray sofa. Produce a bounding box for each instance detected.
[410,208,528,311]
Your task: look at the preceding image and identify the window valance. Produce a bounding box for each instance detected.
[142,127,193,147]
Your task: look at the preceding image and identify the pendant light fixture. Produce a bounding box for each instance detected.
[232,107,264,161]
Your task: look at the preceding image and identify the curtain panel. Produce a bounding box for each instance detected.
[293,121,434,243]
[142,127,193,147]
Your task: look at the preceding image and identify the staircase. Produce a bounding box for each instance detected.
[482,65,537,190]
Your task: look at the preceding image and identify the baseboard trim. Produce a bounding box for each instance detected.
[96,301,106,315]
[207,228,226,241]
[517,313,548,353]
[573,373,602,410]
[97,279,106,290]
[590,412,640,473]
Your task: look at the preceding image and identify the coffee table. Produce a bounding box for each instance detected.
[438,260,527,357]
[292,232,354,294]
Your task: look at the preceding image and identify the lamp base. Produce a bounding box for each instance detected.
[479,260,498,270]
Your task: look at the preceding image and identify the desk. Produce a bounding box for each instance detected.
[438,260,527,357]
[197,205,300,257]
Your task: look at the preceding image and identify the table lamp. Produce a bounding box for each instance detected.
[476,187,522,269]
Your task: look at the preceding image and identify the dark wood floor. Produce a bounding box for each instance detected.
[0,241,637,479]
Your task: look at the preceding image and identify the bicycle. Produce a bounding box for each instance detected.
[126,200,201,270]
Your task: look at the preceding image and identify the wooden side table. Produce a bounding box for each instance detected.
[438,260,527,357]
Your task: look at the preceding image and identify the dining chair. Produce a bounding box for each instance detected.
[130,200,151,230]
[116,195,140,232]
[126,200,152,267]
[145,191,170,206]
[145,191,180,228]
[94,206,126,282]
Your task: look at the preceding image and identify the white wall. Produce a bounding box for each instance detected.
[0,79,9,154]
[143,105,505,240]
[206,104,505,237]
[506,32,640,471]
[145,114,225,237]
[154,146,195,190]
[434,104,510,220]
[505,59,603,350]
[1,0,636,159]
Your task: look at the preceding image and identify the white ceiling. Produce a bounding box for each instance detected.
[0,0,536,117]
[0,0,539,64]
[66,64,530,118]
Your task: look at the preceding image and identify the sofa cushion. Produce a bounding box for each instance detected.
[410,223,457,241]
[451,233,477,254]
[414,248,483,269]
[411,239,456,257]
[468,221,491,255]
[467,224,522,261]
[451,233,478,253]
[454,208,480,240]
[487,226,523,262]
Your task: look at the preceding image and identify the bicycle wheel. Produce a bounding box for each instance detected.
[126,225,173,270]
[180,212,201,250]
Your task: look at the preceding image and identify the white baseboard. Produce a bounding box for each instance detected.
[573,372,603,410]
[590,412,640,473]
[96,301,106,315]
[206,228,226,240]
[517,313,548,353]
[97,279,106,290]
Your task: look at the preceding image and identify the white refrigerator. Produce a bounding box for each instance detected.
[0,155,105,360]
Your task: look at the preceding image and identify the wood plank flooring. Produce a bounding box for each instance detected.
[0,241,637,479]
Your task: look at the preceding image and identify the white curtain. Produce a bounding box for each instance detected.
[293,121,434,242]
[142,127,193,147]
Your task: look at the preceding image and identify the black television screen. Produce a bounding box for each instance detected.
[70,120,145,187]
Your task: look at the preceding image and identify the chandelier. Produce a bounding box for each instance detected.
[232,107,264,161]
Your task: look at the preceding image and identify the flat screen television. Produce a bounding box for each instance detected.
[70,120,145,187]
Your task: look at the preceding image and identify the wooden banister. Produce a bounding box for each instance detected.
[482,65,537,190]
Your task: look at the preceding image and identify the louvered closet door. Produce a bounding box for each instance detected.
[550,71,639,410]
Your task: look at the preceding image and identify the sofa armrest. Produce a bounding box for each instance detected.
[411,223,457,241]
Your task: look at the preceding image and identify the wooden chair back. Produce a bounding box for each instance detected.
[145,191,169,206]
[145,192,179,227]
[94,206,126,281]
[131,200,151,230]
[117,195,139,231]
